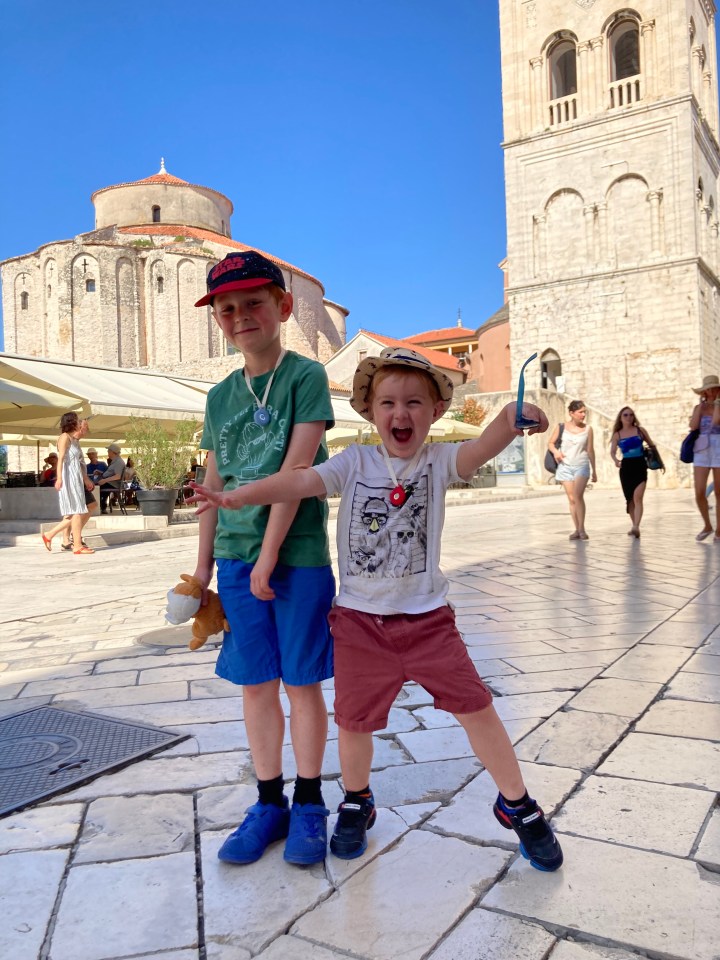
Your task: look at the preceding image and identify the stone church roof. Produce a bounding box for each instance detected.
[117,224,323,290]
[90,160,234,212]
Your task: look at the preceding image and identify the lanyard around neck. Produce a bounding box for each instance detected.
[244,350,285,425]
[379,444,424,507]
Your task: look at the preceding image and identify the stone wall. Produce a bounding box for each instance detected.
[2,234,346,377]
[500,0,720,467]
[456,388,688,489]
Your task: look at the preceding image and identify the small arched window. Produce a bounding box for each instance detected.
[610,19,640,81]
[86,279,96,293]
[157,276,164,294]
[549,40,577,99]
[20,291,29,310]
[152,205,161,223]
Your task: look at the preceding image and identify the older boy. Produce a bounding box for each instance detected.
[193,251,335,866]
[189,347,564,871]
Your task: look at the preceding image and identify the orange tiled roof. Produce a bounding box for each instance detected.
[329,380,351,393]
[358,330,463,374]
[404,326,477,345]
[117,225,323,290]
[136,172,189,186]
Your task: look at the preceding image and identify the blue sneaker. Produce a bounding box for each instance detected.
[217,800,290,864]
[283,802,330,865]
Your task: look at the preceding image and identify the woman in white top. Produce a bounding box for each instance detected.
[547,399,597,541]
[688,374,720,541]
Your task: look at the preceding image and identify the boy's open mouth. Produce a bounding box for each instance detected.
[392,428,413,443]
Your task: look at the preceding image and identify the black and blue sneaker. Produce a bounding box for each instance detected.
[217,800,290,864]
[284,802,330,865]
[493,794,563,872]
[330,792,377,860]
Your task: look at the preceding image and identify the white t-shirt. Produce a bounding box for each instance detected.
[312,443,461,615]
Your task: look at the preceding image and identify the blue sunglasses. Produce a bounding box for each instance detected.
[515,353,540,430]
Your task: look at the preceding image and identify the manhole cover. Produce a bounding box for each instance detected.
[0,706,188,817]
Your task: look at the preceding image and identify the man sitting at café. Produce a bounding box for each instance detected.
[39,453,58,487]
[95,443,126,513]
[86,448,108,480]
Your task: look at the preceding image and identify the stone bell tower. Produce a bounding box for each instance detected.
[499,0,720,455]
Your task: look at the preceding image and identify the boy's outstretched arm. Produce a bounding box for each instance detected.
[456,402,548,480]
[186,448,327,513]
[250,421,326,601]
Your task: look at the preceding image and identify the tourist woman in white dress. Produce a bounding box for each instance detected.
[41,412,96,555]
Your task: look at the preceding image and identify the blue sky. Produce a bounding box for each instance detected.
[0,1,506,349]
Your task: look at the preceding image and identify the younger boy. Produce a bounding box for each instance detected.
[189,347,563,871]
[193,251,336,866]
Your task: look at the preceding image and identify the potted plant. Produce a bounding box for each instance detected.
[125,417,200,521]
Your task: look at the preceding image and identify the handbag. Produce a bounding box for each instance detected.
[680,429,700,464]
[644,445,664,472]
[544,423,564,473]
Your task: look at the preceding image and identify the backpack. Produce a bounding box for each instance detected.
[544,423,564,474]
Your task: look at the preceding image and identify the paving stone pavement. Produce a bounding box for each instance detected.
[1,487,719,960]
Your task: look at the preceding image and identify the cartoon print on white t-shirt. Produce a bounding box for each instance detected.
[346,476,428,578]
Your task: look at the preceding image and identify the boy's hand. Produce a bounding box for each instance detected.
[185,482,243,515]
[508,402,548,435]
[250,552,277,601]
[191,564,214,606]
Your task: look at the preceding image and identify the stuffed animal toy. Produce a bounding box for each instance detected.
[165,573,229,650]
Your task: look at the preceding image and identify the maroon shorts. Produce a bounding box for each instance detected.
[329,605,493,733]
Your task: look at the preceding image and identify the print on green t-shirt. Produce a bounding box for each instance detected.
[200,352,334,567]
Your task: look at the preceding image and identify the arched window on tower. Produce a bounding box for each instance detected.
[540,349,563,391]
[152,205,161,223]
[157,276,164,294]
[548,38,578,125]
[20,291,29,311]
[609,17,641,107]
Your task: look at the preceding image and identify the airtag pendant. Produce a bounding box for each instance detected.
[254,407,271,426]
[390,485,407,507]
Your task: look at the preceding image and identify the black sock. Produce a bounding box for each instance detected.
[292,775,324,806]
[499,790,530,810]
[257,774,286,807]
[344,786,372,805]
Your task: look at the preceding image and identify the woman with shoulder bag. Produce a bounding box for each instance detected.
[548,399,597,541]
[689,375,720,541]
[610,406,655,538]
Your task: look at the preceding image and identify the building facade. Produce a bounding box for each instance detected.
[500,0,720,453]
[1,163,348,381]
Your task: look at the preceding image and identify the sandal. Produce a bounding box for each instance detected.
[41,534,52,552]
[696,530,712,541]
[579,533,589,540]
[74,547,95,555]
[569,532,581,540]
[60,542,73,552]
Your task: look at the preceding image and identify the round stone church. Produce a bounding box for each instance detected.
[1,162,348,380]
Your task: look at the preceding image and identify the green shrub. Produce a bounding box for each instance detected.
[125,417,200,489]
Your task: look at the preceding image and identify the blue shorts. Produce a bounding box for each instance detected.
[556,461,591,482]
[215,559,335,687]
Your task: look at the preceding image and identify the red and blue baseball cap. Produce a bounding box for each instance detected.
[194,251,286,307]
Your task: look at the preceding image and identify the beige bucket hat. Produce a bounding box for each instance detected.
[693,374,720,394]
[350,347,455,422]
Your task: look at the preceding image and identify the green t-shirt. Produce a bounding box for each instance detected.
[200,351,334,566]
